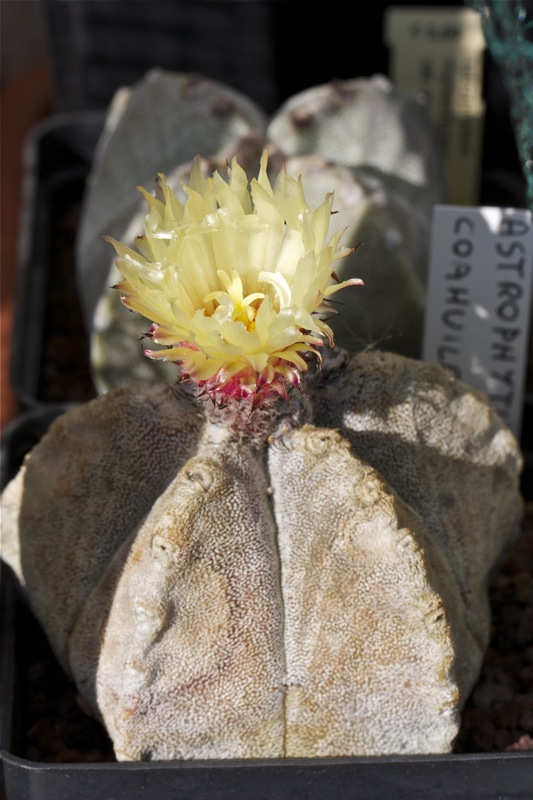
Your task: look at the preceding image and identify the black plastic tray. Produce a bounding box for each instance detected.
[1,744,531,800]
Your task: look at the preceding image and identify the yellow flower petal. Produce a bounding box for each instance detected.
[106,149,362,406]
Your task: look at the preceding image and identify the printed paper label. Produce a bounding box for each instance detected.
[384,7,486,206]
[422,205,533,438]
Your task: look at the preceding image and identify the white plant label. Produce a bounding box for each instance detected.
[423,205,533,439]
[384,7,486,205]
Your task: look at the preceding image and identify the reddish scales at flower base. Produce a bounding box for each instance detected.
[104,149,362,410]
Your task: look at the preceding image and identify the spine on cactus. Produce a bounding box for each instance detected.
[104,149,363,433]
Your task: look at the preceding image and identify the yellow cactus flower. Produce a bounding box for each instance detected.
[105,149,362,411]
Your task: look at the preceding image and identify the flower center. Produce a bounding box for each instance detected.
[205,269,265,332]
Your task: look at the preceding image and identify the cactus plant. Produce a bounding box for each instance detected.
[1,149,523,760]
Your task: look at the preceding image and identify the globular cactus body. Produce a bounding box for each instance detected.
[1,350,523,760]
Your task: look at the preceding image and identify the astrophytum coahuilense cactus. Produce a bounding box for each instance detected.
[1,151,523,761]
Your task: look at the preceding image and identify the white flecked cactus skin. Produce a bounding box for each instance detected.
[1,349,523,759]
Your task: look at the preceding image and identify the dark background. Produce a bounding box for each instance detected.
[39,0,527,204]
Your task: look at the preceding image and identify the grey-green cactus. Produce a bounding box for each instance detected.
[1,349,523,759]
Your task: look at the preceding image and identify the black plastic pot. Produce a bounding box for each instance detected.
[1,737,531,800]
